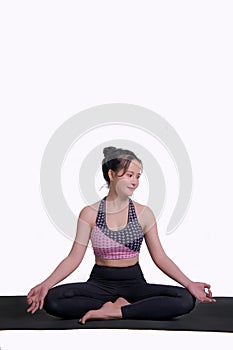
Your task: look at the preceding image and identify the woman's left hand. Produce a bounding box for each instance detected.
[187,282,216,303]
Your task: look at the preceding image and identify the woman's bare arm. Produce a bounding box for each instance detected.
[142,206,215,302]
[142,206,193,287]
[41,242,88,289]
[40,206,92,288]
[27,206,93,313]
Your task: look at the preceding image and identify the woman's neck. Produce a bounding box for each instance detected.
[105,192,129,212]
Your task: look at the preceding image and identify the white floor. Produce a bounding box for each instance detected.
[0,330,232,350]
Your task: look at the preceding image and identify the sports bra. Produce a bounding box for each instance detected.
[90,196,144,260]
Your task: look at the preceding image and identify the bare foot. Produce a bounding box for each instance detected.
[79,297,130,325]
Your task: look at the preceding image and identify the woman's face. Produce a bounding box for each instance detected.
[112,159,142,197]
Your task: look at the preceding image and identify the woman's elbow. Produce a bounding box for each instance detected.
[68,243,87,266]
[151,252,169,267]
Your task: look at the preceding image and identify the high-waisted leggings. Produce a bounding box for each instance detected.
[43,263,196,320]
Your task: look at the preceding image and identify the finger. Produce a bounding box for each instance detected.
[27,289,35,298]
[31,303,39,314]
[206,288,216,302]
[27,292,33,301]
[205,289,212,298]
[201,299,211,303]
[204,283,211,289]
[27,305,33,312]
[202,296,216,303]
[207,295,216,302]
[39,299,44,310]
[27,296,36,306]
[78,317,85,325]
[27,304,37,313]
[27,300,39,313]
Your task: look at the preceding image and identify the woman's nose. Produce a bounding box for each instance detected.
[131,178,138,186]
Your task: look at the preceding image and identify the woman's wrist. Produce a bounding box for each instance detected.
[184,280,194,290]
[41,279,53,290]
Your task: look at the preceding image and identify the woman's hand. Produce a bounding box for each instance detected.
[27,283,49,314]
[187,282,216,303]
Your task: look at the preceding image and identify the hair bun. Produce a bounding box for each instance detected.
[103,146,117,158]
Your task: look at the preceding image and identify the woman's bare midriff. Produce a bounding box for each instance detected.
[95,256,139,267]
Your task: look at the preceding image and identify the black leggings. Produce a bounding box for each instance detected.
[43,263,196,320]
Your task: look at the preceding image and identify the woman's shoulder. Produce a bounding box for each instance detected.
[79,199,102,225]
[131,199,153,215]
[131,200,157,228]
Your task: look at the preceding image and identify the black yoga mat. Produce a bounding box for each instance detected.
[0,296,232,332]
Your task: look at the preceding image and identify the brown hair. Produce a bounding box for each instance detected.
[102,146,142,187]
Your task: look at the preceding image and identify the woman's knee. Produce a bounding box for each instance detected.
[180,288,196,313]
[43,284,67,313]
[43,289,61,317]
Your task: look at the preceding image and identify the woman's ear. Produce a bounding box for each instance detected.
[108,169,115,182]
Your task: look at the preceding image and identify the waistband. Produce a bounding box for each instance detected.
[89,262,145,281]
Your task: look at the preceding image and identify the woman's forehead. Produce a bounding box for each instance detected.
[127,159,142,173]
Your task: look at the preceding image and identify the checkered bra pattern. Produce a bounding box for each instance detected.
[91,197,144,259]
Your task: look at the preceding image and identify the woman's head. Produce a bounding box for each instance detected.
[102,146,143,188]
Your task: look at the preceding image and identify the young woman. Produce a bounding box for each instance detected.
[27,146,216,324]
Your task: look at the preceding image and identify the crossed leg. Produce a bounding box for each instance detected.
[43,280,196,322]
[79,283,196,324]
[79,297,130,324]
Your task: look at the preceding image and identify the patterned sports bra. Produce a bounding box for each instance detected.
[90,196,144,260]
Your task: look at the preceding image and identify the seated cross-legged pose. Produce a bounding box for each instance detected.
[27,146,216,324]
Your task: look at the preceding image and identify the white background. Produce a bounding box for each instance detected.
[0,0,232,349]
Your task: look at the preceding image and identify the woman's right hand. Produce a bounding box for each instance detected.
[27,283,49,314]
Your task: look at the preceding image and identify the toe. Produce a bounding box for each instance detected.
[79,310,93,324]
[78,318,84,325]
